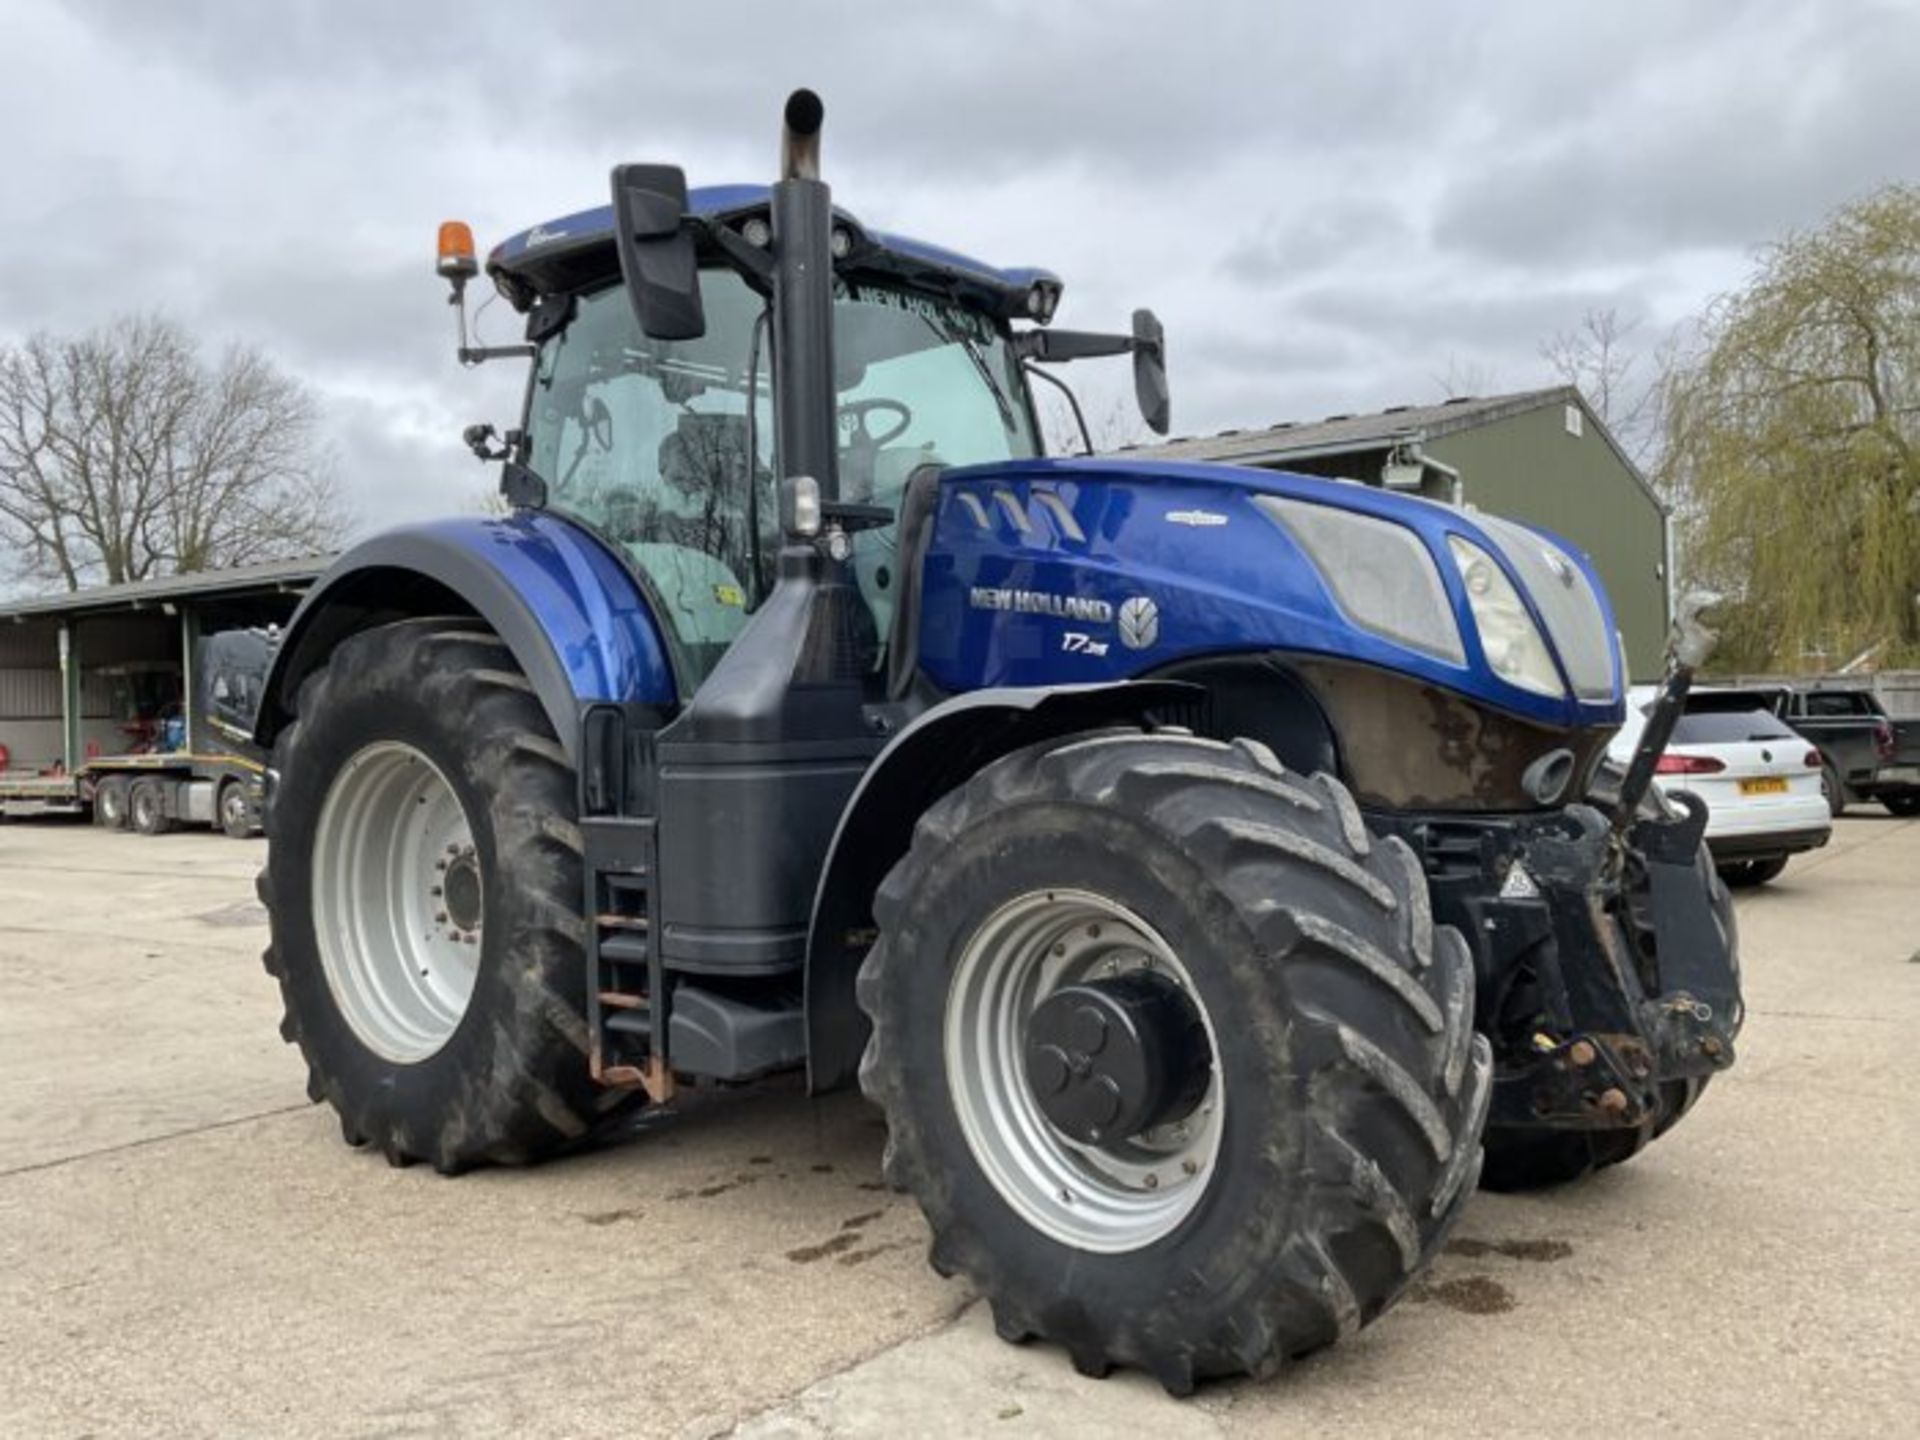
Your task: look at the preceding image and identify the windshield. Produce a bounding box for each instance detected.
[526,268,1038,687]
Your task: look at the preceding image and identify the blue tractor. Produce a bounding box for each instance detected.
[255,92,1741,1391]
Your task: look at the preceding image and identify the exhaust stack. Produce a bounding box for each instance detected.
[771,88,838,503]
[781,88,824,181]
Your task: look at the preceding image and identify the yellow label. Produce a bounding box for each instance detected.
[714,583,745,607]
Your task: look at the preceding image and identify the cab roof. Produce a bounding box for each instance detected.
[487,184,1059,321]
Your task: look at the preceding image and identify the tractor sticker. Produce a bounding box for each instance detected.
[968,586,1113,623]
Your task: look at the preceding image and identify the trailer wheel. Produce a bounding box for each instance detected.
[858,731,1490,1393]
[93,776,131,829]
[260,618,632,1174]
[218,781,254,839]
[1884,792,1920,818]
[129,778,174,836]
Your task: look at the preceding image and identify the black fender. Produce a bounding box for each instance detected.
[254,516,677,766]
[803,679,1199,1093]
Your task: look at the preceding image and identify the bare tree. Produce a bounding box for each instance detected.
[0,315,347,591]
[1539,307,1668,464]
[1431,353,1500,401]
[1039,390,1148,456]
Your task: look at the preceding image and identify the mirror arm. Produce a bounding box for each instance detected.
[1023,362,1095,456]
[701,219,777,298]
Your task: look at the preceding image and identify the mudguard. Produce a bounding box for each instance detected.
[255,515,676,764]
[803,679,1197,1092]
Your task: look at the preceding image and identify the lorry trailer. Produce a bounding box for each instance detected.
[0,560,322,834]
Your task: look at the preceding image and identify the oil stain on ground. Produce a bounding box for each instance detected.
[1409,1275,1516,1315]
[1445,1237,1573,1263]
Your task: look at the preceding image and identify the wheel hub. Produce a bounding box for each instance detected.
[1025,971,1209,1146]
[945,889,1226,1253]
[441,848,483,935]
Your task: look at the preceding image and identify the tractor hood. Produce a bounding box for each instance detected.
[912,456,1626,731]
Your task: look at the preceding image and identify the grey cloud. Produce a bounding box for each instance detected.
[9,0,1915,549]
[1223,201,1417,284]
[1432,2,1920,265]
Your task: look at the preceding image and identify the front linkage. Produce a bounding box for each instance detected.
[1385,798,1739,1137]
[1375,593,1742,1179]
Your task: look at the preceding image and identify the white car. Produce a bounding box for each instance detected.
[1611,686,1832,887]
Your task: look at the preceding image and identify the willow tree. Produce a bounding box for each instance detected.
[1662,185,1920,670]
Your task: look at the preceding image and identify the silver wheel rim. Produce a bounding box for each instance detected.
[222,787,248,829]
[944,889,1223,1254]
[312,741,483,1064]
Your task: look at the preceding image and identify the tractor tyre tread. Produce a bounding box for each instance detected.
[259,617,634,1173]
[856,730,1489,1393]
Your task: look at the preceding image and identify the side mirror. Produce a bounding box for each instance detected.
[610,163,706,341]
[1132,308,1170,435]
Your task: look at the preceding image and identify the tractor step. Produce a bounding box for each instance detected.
[582,816,672,1102]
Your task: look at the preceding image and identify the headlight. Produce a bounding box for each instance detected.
[1448,537,1565,696]
[1256,496,1464,663]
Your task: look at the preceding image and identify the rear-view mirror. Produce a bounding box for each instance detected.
[1132,308,1170,435]
[610,163,706,342]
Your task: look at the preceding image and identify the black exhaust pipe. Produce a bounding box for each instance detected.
[781,88,824,181]
[771,88,837,503]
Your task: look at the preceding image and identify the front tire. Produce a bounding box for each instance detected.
[858,731,1490,1393]
[260,618,624,1173]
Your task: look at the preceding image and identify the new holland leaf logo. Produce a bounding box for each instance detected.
[1118,595,1160,650]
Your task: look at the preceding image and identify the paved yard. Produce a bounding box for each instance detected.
[1,813,1915,1437]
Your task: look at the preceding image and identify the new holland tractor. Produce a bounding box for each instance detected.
[254,91,1742,1391]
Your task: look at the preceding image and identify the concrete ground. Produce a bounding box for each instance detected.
[1,813,1915,1438]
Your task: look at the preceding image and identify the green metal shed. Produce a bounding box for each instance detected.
[1118,387,1671,680]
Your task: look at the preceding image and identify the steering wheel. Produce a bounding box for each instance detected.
[839,399,913,503]
[839,398,912,449]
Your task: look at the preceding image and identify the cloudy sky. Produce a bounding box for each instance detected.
[5,0,1917,539]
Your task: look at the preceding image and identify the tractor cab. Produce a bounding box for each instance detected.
[503,234,1042,687]
[457,159,1165,700]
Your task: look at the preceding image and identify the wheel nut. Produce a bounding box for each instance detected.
[1598,1087,1630,1116]
[1143,1172,1159,1190]
[1067,1005,1109,1055]
[435,912,448,924]
[1182,1159,1199,1177]
[1569,1040,1597,1067]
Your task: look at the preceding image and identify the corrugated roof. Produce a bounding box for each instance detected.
[0,554,334,622]
[1115,387,1575,466]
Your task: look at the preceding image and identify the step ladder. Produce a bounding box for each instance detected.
[583,816,674,1103]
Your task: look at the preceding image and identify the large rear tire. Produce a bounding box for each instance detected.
[260,618,628,1173]
[1883,792,1920,818]
[857,730,1490,1393]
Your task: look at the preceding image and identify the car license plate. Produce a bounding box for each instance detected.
[1740,777,1789,796]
